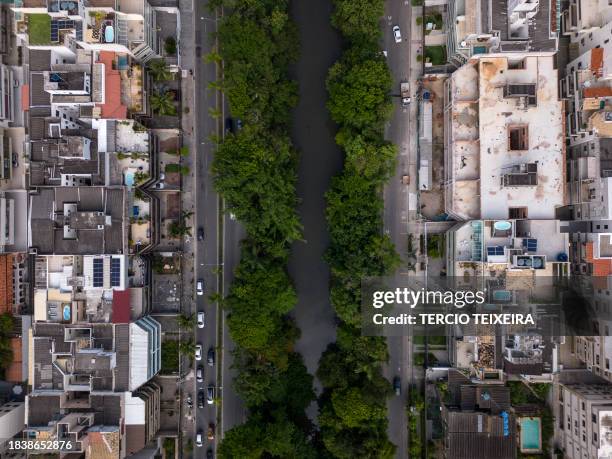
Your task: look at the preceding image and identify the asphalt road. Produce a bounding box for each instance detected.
[382,1,417,457]
[192,4,245,456]
[288,0,342,404]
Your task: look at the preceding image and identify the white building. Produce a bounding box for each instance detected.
[558,383,612,459]
[444,53,564,221]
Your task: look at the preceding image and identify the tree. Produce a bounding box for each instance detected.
[177,314,195,329]
[179,339,196,358]
[164,36,177,56]
[147,58,173,82]
[331,0,385,45]
[150,90,177,116]
[327,56,393,134]
[213,129,301,256]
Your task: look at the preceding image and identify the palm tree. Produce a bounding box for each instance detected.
[179,339,196,358]
[150,90,177,116]
[177,314,196,329]
[147,58,173,82]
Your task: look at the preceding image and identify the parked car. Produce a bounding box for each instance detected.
[197,311,205,328]
[196,279,204,296]
[207,347,215,367]
[195,344,202,361]
[206,448,213,459]
[207,423,215,441]
[207,386,215,404]
[393,376,401,396]
[393,25,402,43]
[197,227,204,241]
[196,432,203,447]
[196,365,204,383]
[153,182,165,189]
[198,391,205,409]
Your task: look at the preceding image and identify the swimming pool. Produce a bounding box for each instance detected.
[125,171,135,187]
[493,290,512,302]
[520,417,542,452]
[63,304,71,322]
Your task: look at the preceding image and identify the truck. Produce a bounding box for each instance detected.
[400,81,411,106]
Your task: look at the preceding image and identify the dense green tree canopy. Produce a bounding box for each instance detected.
[331,0,385,45]
[326,57,393,133]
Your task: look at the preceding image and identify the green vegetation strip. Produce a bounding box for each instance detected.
[316,0,400,457]
[211,1,316,457]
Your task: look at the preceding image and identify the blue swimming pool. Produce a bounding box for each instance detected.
[63,304,71,322]
[493,290,512,302]
[520,417,542,452]
[125,171,135,187]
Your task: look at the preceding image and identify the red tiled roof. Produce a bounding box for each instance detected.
[583,87,612,98]
[21,85,29,111]
[112,290,130,324]
[6,337,22,382]
[0,254,14,314]
[585,241,612,276]
[96,51,127,119]
[591,47,604,74]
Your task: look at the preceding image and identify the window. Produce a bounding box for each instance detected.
[508,59,525,70]
[594,432,598,443]
[593,413,597,423]
[582,402,585,410]
[509,207,528,219]
[508,125,529,150]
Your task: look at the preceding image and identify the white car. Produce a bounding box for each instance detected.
[393,25,402,43]
[196,279,204,296]
[196,432,203,447]
[195,344,202,361]
[197,311,205,328]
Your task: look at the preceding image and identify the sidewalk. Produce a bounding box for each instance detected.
[177,0,197,454]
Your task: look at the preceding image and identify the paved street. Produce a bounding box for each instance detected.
[187,1,246,456]
[382,1,423,457]
[288,0,342,403]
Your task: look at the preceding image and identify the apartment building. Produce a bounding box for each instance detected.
[558,382,612,458]
[441,370,516,458]
[12,0,172,64]
[25,321,161,457]
[444,53,564,221]
[0,401,25,456]
[446,0,558,66]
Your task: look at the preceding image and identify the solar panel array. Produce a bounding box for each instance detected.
[50,19,83,42]
[111,258,121,287]
[93,258,104,287]
[522,238,538,252]
[487,246,504,256]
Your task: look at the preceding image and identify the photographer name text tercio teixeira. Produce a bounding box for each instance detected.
[369,288,535,326]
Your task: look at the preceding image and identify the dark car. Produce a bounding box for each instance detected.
[393,376,401,396]
[225,117,243,134]
[207,385,215,404]
[197,227,204,241]
[196,365,204,383]
[207,347,215,367]
[198,390,205,408]
[207,423,215,440]
[206,448,213,459]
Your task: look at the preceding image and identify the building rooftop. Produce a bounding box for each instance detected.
[29,186,126,255]
[445,55,564,220]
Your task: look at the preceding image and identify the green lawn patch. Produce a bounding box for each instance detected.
[161,340,179,374]
[425,45,447,65]
[427,234,444,258]
[28,14,51,45]
[424,13,444,33]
